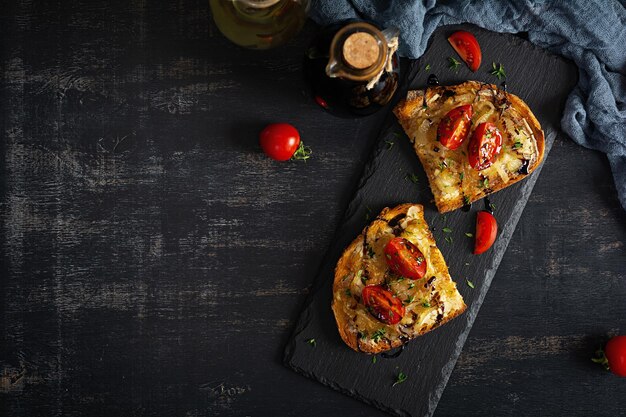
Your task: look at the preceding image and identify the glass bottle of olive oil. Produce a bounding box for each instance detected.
[210,0,309,49]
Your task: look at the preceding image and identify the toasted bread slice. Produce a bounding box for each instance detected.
[393,81,545,213]
[332,204,466,354]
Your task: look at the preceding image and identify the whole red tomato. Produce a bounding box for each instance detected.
[259,123,301,161]
[606,335,626,377]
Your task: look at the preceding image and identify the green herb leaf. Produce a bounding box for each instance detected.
[291,142,312,161]
[372,356,377,364]
[490,62,506,80]
[463,195,470,206]
[448,57,461,71]
[422,301,431,308]
[345,288,352,297]
[393,372,408,387]
[479,178,489,188]
[466,279,475,289]
[385,140,395,150]
[465,232,474,238]
[408,283,415,289]
[307,338,316,347]
[591,348,609,370]
[365,206,372,221]
[406,173,420,184]
[372,328,386,343]
[513,141,523,150]
[489,202,496,212]
[425,63,431,71]
[445,236,453,244]
[404,295,415,305]
[459,172,465,181]
[442,227,452,234]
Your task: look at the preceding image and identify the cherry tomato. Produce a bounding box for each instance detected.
[468,122,503,170]
[606,335,626,377]
[259,123,300,161]
[384,237,427,280]
[437,104,473,150]
[361,285,405,325]
[448,31,482,72]
[474,211,497,255]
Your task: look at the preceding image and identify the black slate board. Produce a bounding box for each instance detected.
[284,24,578,417]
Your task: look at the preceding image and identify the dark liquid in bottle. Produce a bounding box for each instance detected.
[304,24,401,118]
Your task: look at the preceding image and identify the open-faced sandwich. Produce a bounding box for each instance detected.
[393,81,545,213]
[332,204,466,354]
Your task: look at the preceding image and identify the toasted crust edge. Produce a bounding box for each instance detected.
[331,204,467,354]
[393,81,545,213]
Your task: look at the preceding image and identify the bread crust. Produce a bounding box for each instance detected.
[331,204,466,354]
[393,81,545,213]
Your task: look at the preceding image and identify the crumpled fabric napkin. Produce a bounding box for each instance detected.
[311,0,626,209]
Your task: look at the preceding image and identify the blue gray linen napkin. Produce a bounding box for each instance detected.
[311,0,626,209]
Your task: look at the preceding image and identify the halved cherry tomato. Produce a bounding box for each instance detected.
[474,211,497,255]
[384,237,427,280]
[361,285,405,325]
[259,123,300,161]
[448,31,482,72]
[437,104,473,150]
[606,335,626,377]
[468,122,503,170]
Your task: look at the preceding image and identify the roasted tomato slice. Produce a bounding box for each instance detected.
[468,122,503,170]
[474,211,497,255]
[448,31,482,72]
[361,285,405,325]
[384,237,427,280]
[437,104,473,150]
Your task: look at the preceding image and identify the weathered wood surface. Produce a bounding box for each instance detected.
[0,2,624,417]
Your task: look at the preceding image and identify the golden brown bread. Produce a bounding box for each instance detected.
[332,204,466,354]
[393,81,545,213]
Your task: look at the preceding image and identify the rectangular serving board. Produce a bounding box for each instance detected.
[284,24,578,417]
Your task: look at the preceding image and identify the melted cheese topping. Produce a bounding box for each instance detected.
[403,85,540,209]
[334,206,465,347]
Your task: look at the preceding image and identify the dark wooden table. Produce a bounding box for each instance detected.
[1,3,625,416]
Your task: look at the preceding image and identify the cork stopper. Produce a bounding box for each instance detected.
[342,32,379,70]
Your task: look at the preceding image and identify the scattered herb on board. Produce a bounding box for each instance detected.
[372,356,377,364]
[489,202,496,211]
[393,132,402,139]
[465,232,474,238]
[372,328,386,343]
[393,372,408,387]
[406,173,420,184]
[490,62,506,80]
[425,63,431,71]
[306,338,316,347]
[365,206,372,221]
[443,227,453,234]
[445,236,453,244]
[292,142,312,161]
[385,139,394,150]
[466,279,475,289]
[448,57,461,71]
